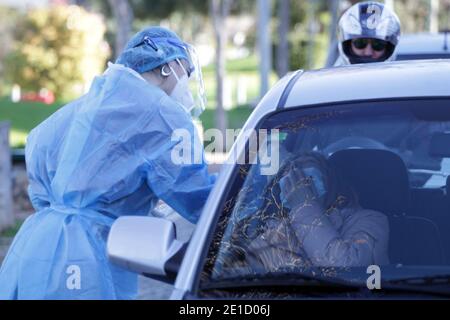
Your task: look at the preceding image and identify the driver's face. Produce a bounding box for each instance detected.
[351,39,387,59]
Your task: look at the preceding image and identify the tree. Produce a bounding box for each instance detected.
[258,0,272,97]
[394,0,430,33]
[131,0,208,19]
[6,6,109,100]
[429,0,439,33]
[107,0,133,58]
[325,0,340,67]
[276,0,290,78]
[0,7,19,94]
[384,0,395,9]
[306,0,319,69]
[70,0,88,5]
[210,0,233,139]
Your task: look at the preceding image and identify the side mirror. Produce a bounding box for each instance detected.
[107,216,187,283]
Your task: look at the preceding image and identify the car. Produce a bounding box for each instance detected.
[108,60,450,299]
[395,32,450,61]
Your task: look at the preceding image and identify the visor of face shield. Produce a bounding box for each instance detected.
[167,41,207,118]
[184,44,207,118]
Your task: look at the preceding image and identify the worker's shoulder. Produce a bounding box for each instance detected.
[32,96,83,133]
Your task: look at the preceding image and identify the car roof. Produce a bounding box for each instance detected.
[256,59,450,116]
[396,32,450,55]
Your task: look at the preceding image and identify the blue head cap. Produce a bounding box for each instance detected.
[116,26,190,74]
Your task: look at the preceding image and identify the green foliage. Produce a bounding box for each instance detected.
[0,219,24,238]
[0,6,20,96]
[131,0,208,19]
[394,0,431,33]
[5,5,109,100]
[0,94,254,148]
[129,0,255,19]
[273,0,330,71]
[0,96,63,147]
[199,106,253,133]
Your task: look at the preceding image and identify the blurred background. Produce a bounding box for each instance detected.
[0,0,450,241]
[1,0,450,146]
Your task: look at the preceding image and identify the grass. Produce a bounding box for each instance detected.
[202,55,279,110]
[203,55,260,73]
[0,96,62,148]
[0,56,276,148]
[0,219,24,238]
[199,105,254,131]
[0,95,254,148]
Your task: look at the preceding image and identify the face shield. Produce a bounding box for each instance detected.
[186,44,207,118]
[167,40,207,118]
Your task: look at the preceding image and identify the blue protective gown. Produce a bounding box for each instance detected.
[0,65,215,299]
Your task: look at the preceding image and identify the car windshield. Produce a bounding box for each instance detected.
[199,98,450,298]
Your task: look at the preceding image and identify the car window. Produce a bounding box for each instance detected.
[199,98,450,298]
[396,53,450,61]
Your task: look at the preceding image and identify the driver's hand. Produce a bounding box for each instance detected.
[279,163,316,210]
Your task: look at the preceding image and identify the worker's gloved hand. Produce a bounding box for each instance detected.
[279,163,316,211]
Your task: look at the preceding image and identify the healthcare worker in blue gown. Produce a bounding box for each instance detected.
[0,27,215,299]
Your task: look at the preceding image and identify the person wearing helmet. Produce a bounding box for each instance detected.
[0,27,215,299]
[336,1,401,65]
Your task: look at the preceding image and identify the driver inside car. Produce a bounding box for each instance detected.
[247,152,389,269]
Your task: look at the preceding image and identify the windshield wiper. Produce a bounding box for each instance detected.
[388,274,450,286]
[201,272,450,298]
[201,271,364,291]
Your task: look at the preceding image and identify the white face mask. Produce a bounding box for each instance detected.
[169,61,195,114]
